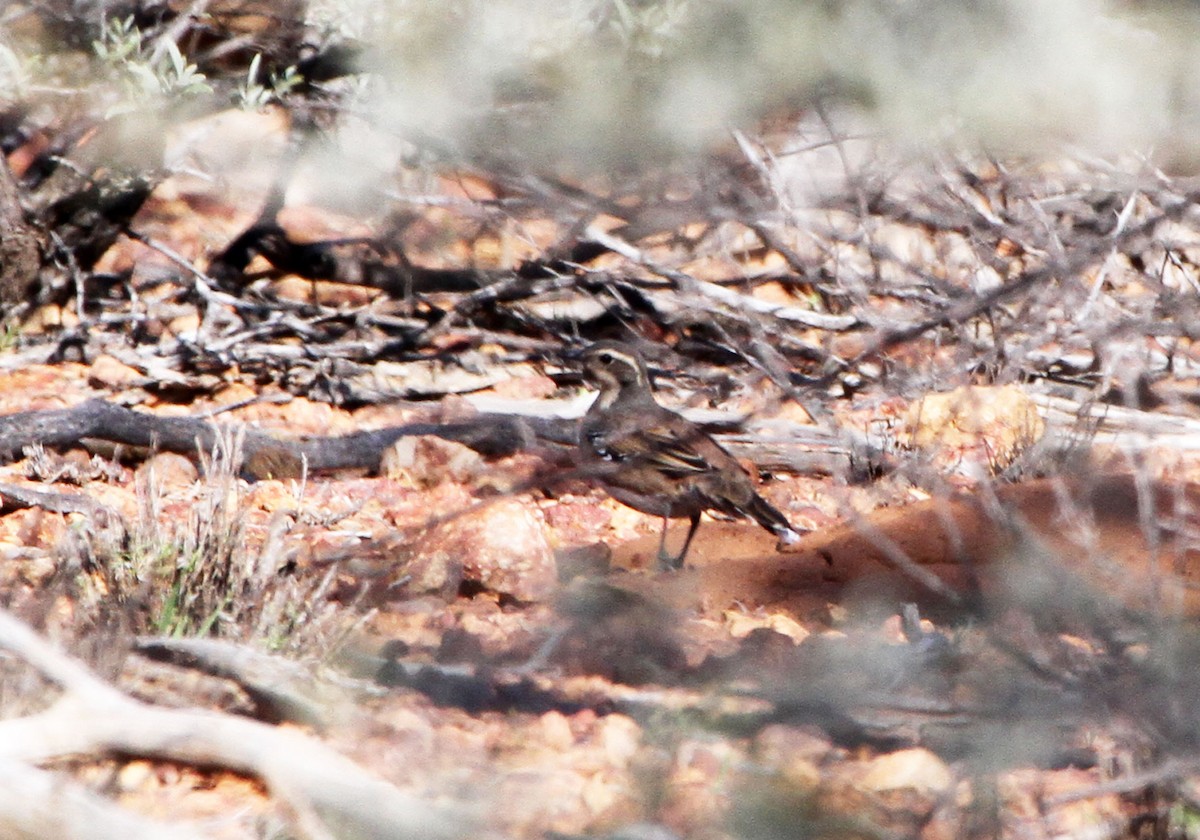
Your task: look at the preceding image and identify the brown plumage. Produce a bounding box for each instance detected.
[577,341,802,569]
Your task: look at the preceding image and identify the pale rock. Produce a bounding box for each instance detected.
[724,609,810,644]
[135,451,199,492]
[383,435,485,489]
[860,748,953,795]
[598,714,641,766]
[88,354,145,388]
[901,384,1044,472]
[408,497,557,602]
[115,761,154,793]
[540,710,575,751]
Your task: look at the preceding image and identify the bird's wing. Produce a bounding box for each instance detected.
[640,428,713,474]
[586,423,712,476]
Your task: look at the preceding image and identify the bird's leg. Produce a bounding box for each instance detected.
[674,512,703,569]
[660,512,701,571]
[655,514,675,570]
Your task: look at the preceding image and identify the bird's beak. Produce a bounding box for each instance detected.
[562,345,587,363]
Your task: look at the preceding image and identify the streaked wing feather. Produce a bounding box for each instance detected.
[587,425,712,475]
[640,430,711,475]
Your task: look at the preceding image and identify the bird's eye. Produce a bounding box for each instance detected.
[598,352,614,365]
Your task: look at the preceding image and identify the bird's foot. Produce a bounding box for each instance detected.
[656,550,685,572]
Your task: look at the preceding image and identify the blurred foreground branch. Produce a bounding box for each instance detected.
[0,608,468,840]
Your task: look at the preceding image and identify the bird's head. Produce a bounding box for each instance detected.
[578,341,651,398]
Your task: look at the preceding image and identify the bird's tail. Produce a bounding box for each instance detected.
[744,493,803,547]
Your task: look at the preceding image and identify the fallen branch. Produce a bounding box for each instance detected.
[0,757,209,840]
[0,397,880,480]
[0,398,574,478]
[0,608,469,840]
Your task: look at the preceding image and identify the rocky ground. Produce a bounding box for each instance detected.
[5,4,1200,838]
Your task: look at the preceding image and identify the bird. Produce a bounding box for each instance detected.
[576,340,803,570]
